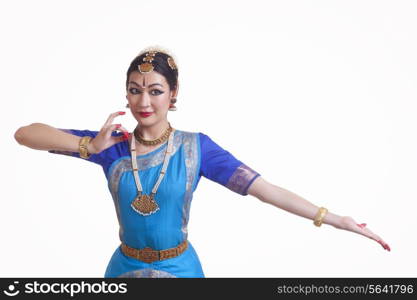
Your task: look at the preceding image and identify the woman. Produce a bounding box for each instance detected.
[14,46,390,278]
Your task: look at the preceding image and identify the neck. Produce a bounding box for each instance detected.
[135,120,170,141]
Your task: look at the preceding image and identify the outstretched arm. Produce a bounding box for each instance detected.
[247,176,390,252]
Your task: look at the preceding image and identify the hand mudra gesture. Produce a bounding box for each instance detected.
[335,216,391,251]
[89,111,130,154]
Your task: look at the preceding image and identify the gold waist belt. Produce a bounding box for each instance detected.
[120,240,188,263]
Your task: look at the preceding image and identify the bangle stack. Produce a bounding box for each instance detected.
[79,136,92,159]
[313,207,328,227]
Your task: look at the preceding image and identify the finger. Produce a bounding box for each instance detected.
[377,239,391,251]
[116,125,129,134]
[109,123,128,133]
[116,134,130,143]
[115,131,130,143]
[352,221,391,252]
[378,240,390,251]
[361,227,381,241]
[354,225,383,246]
[360,230,391,252]
[103,111,126,129]
[113,125,129,138]
[111,124,130,140]
[361,228,391,251]
[106,126,129,145]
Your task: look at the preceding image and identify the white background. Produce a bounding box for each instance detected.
[1,0,416,277]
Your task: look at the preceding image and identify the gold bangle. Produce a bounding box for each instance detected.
[79,136,92,159]
[313,207,328,227]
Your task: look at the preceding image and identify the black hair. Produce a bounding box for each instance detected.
[125,52,178,91]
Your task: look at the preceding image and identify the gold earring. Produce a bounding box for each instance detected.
[169,98,177,111]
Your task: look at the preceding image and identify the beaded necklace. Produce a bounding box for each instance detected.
[129,126,175,216]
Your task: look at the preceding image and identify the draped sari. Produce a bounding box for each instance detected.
[49,129,260,277]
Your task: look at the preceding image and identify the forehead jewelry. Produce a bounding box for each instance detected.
[138,50,177,74]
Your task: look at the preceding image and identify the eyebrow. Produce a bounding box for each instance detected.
[129,81,163,88]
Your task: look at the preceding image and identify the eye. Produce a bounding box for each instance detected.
[151,89,163,96]
[129,88,141,94]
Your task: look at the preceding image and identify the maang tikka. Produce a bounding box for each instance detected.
[138,50,177,74]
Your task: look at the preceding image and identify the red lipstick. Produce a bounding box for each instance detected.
[139,112,153,118]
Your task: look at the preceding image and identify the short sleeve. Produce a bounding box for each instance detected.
[48,128,116,167]
[198,132,260,196]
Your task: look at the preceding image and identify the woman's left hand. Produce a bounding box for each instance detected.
[334,216,391,251]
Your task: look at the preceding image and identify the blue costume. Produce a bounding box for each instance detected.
[49,128,260,278]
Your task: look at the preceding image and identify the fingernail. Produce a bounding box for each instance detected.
[377,240,388,251]
[361,223,367,227]
[119,111,126,115]
[123,132,129,138]
[116,124,121,128]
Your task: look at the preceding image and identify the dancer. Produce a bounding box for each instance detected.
[14,46,390,278]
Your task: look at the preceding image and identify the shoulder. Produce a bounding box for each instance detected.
[173,128,202,142]
[174,129,210,142]
[174,130,217,150]
[172,130,213,155]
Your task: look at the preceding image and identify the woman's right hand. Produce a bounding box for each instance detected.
[88,111,129,154]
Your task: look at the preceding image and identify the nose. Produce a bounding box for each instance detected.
[138,92,151,108]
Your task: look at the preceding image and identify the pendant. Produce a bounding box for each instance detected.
[131,193,159,216]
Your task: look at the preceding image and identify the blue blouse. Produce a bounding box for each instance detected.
[49,128,260,277]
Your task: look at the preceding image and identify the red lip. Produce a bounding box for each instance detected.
[139,112,153,117]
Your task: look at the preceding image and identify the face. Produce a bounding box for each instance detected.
[126,70,177,127]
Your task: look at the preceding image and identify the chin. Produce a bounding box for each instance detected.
[137,118,158,126]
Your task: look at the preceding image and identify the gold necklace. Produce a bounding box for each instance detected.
[130,127,175,216]
[134,123,172,146]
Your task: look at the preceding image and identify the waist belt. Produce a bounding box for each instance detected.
[120,240,188,263]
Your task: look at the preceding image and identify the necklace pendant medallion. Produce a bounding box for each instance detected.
[131,194,159,216]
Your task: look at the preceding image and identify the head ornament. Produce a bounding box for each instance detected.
[137,46,178,74]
